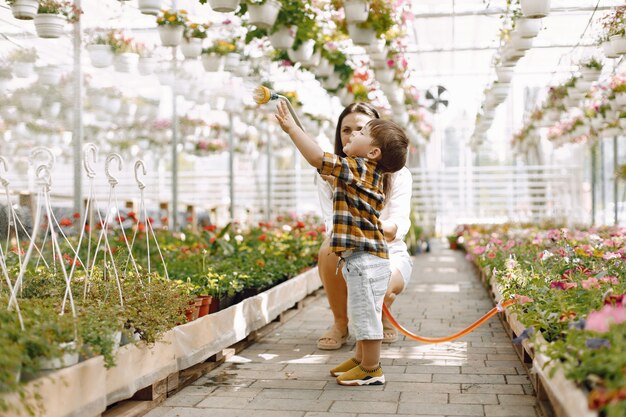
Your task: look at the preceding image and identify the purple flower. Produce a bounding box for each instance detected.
[585,338,611,349]
[512,327,534,345]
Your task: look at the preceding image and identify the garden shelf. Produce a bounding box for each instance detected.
[480,267,597,417]
[3,267,321,417]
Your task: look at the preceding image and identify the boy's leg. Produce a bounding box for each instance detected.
[359,339,382,370]
[317,238,349,349]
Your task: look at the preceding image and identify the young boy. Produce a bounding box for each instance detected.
[275,100,409,386]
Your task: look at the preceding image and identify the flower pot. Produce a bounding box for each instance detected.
[344,0,369,24]
[616,93,626,107]
[580,68,601,83]
[347,23,376,46]
[248,0,281,29]
[13,61,34,78]
[520,0,550,18]
[322,72,342,90]
[208,0,240,13]
[87,44,113,68]
[374,68,394,84]
[180,38,203,59]
[610,35,626,55]
[158,25,184,47]
[42,101,61,118]
[315,57,334,77]
[197,295,212,317]
[510,35,533,51]
[515,17,542,38]
[39,342,79,370]
[496,67,514,83]
[369,57,387,69]
[236,60,251,77]
[603,41,618,59]
[224,52,240,71]
[287,40,315,63]
[20,94,43,112]
[381,83,404,104]
[114,52,139,73]
[138,0,162,15]
[620,118,626,130]
[338,87,354,107]
[34,13,66,39]
[269,26,296,50]
[202,53,225,72]
[38,66,63,85]
[138,56,158,75]
[365,38,386,55]
[10,0,39,20]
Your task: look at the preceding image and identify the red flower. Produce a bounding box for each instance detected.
[161,216,169,224]
[128,211,136,219]
[148,217,154,224]
[59,218,73,227]
[258,234,267,242]
[294,221,305,229]
[186,216,193,222]
[204,224,217,232]
[306,230,318,238]
[138,223,145,232]
[72,212,81,219]
[550,280,577,290]
[10,246,24,256]
[210,236,216,243]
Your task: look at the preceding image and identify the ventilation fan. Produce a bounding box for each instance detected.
[425,85,449,113]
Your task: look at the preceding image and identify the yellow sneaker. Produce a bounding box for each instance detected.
[336,364,385,386]
[330,358,360,377]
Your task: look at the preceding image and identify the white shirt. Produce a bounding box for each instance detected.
[316,166,413,252]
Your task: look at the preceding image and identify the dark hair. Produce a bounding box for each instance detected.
[367,119,409,173]
[334,102,380,157]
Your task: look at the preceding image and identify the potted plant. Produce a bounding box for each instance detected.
[269,25,296,50]
[201,39,237,72]
[6,0,40,20]
[447,234,459,250]
[138,47,158,75]
[580,57,603,82]
[200,0,241,13]
[240,0,282,29]
[180,23,210,59]
[0,64,12,93]
[86,32,114,68]
[156,9,188,47]
[514,17,542,38]
[108,30,140,73]
[10,47,37,78]
[343,0,393,45]
[604,6,626,55]
[138,0,162,16]
[34,0,82,39]
[335,0,369,24]
[37,65,64,85]
[520,0,551,19]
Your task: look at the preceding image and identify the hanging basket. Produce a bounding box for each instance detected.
[520,0,550,18]
[323,72,342,90]
[515,17,542,38]
[224,53,241,71]
[315,58,334,77]
[374,68,394,84]
[338,87,354,107]
[138,56,158,75]
[137,0,162,16]
[344,0,369,24]
[87,44,113,68]
[20,94,44,112]
[495,67,514,83]
[201,53,225,72]
[180,38,203,59]
[603,41,619,59]
[580,68,600,83]
[510,35,533,51]
[248,0,281,29]
[13,61,34,78]
[114,53,139,73]
[10,0,39,20]
[34,13,66,39]
[269,26,296,50]
[208,0,240,13]
[38,66,63,85]
[347,24,376,46]
[610,35,626,55]
[287,40,315,63]
[157,25,184,47]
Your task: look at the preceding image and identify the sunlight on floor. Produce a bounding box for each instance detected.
[411,284,461,293]
[280,355,331,364]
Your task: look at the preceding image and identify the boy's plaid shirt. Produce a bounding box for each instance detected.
[318,152,388,259]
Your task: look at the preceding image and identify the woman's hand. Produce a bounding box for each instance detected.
[380,220,398,242]
[274,100,297,134]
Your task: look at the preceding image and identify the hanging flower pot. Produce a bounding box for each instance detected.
[337,87,354,107]
[39,342,79,371]
[236,60,251,77]
[347,23,376,46]
[180,38,203,59]
[374,68,394,84]
[515,17,542,38]
[114,52,139,73]
[344,0,369,23]
[323,72,342,90]
[42,101,62,118]
[13,61,34,78]
[10,0,39,20]
[208,0,240,13]
[20,94,43,112]
[315,57,334,77]
[610,35,626,55]
[496,67,514,83]
[269,26,296,50]
[87,44,113,68]
[304,48,321,67]
[34,13,66,39]
[603,40,619,59]
[287,40,315,63]
[137,0,162,15]
[202,53,225,72]
[248,0,281,29]
[520,0,551,19]
[138,56,158,75]
[224,52,241,71]
[158,25,184,47]
[615,92,626,107]
[510,35,533,51]
[38,65,63,85]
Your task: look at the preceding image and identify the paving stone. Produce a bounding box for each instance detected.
[247,397,332,412]
[449,393,498,404]
[162,408,304,417]
[397,403,485,416]
[497,394,538,406]
[162,395,204,407]
[330,400,398,414]
[461,383,525,395]
[484,405,539,416]
[433,374,506,384]
[398,392,448,404]
[256,388,322,400]
[196,396,253,408]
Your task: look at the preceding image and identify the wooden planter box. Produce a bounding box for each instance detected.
[3,267,321,417]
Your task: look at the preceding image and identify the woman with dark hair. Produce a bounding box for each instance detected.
[316,102,413,349]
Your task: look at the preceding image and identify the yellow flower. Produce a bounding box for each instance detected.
[190,23,198,29]
[168,16,176,22]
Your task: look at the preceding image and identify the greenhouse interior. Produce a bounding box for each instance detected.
[2,0,626,416]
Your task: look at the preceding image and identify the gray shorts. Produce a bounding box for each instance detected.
[341,251,391,341]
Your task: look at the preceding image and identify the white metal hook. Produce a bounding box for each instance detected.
[134,160,146,190]
[0,157,9,187]
[105,153,123,187]
[30,147,55,170]
[36,165,51,188]
[83,144,98,179]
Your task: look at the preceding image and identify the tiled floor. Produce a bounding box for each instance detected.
[146,245,540,417]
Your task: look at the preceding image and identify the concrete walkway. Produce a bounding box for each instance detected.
[146,245,540,417]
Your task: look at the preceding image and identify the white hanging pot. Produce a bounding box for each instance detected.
[347,24,376,46]
[269,26,296,50]
[236,60,251,77]
[603,41,619,59]
[247,0,281,29]
[157,25,184,47]
[316,57,334,77]
[108,97,122,114]
[610,35,626,55]
[138,56,157,75]
[287,40,315,63]
[138,0,162,15]
[374,68,395,84]
[580,68,601,82]
[208,0,240,13]
[87,44,113,68]
[370,57,387,69]
[10,0,39,20]
[202,53,225,72]
[34,13,66,39]
[365,39,386,55]
[13,61,34,78]
[114,53,139,73]
[615,92,626,107]
[496,67,513,83]
[304,48,321,67]
[38,66,63,85]
[510,35,533,51]
[337,87,354,107]
[515,17,542,38]
[20,94,43,112]
[39,342,79,370]
[224,53,240,71]
[323,72,342,90]
[344,0,369,24]
[180,38,203,59]
[520,0,551,18]
[42,102,61,119]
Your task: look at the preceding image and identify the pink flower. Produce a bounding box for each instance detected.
[550,281,577,290]
[487,252,496,259]
[473,246,486,255]
[547,229,561,240]
[503,240,516,250]
[513,294,533,304]
[599,275,619,285]
[602,252,621,260]
[585,304,626,333]
[581,277,600,290]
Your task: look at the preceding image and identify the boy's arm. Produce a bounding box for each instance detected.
[274,100,323,168]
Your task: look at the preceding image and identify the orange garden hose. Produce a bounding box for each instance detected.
[381,299,517,343]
